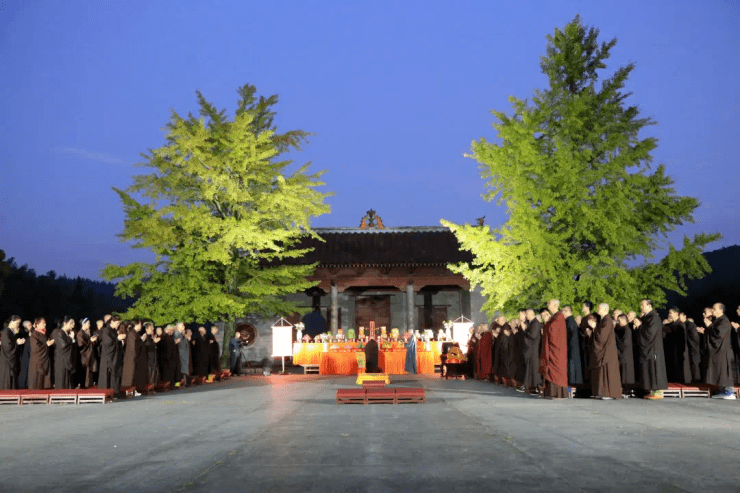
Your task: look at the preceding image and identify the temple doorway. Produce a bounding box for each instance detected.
[355,295,391,331]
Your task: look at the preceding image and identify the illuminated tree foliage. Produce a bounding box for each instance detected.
[443,16,720,315]
[103,84,331,340]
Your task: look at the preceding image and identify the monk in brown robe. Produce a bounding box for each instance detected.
[28,318,54,390]
[539,299,569,399]
[588,304,623,399]
[476,327,493,380]
[76,318,99,388]
[122,320,148,392]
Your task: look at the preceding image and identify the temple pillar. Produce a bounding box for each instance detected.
[331,282,339,334]
[406,282,415,333]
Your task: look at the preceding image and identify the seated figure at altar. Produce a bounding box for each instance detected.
[364,335,380,373]
[302,306,327,338]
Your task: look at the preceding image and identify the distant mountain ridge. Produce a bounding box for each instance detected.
[666,245,740,318]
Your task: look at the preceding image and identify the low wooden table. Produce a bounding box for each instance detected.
[356,373,390,385]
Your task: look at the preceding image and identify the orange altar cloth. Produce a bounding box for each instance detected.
[417,350,434,374]
[320,351,360,375]
[313,343,436,375]
[379,350,406,374]
[292,343,323,365]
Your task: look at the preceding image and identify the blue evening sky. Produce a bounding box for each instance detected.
[1,1,738,280]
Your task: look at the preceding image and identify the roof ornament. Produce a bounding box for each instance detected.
[359,209,385,230]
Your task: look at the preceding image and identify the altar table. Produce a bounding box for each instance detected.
[292,343,323,365]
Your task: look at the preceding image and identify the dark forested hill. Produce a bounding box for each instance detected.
[666,245,740,319]
[0,252,133,323]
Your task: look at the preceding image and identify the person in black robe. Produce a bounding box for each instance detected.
[495,318,516,381]
[562,306,583,386]
[699,307,713,381]
[703,303,735,398]
[579,302,595,384]
[52,317,77,389]
[667,308,691,384]
[0,316,25,389]
[521,309,543,393]
[229,330,243,375]
[680,313,702,383]
[615,314,635,385]
[662,316,678,383]
[145,323,160,385]
[731,305,740,385]
[192,327,210,377]
[131,324,149,391]
[634,300,668,399]
[512,319,526,384]
[364,336,380,373]
[160,325,179,386]
[627,311,641,383]
[98,317,125,394]
[16,320,31,389]
[208,327,222,375]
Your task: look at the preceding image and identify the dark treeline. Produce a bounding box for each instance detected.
[666,245,740,317]
[0,250,132,324]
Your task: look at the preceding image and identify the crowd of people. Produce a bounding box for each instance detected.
[466,299,739,400]
[0,314,227,396]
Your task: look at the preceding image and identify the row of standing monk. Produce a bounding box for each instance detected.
[467,299,739,400]
[0,314,223,395]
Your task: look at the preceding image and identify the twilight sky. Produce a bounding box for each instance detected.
[1,1,738,281]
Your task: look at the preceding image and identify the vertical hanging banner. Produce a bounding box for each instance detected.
[272,317,294,358]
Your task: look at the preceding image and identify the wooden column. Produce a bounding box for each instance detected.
[331,282,339,334]
[406,282,415,333]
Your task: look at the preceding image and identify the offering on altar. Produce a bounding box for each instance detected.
[359,327,365,338]
[414,329,421,340]
[347,328,356,340]
[437,329,446,341]
[380,326,387,337]
[336,329,345,341]
[424,329,433,341]
[302,334,312,342]
[391,328,399,340]
[295,322,305,342]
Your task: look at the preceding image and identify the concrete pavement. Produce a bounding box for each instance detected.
[1,375,739,492]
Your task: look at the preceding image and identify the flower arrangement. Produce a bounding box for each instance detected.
[347,328,356,340]
[302,334,312,342]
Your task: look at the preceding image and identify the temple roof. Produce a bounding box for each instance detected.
[288,227,473,266]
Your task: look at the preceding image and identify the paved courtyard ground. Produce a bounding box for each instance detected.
[1,374,739,492]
